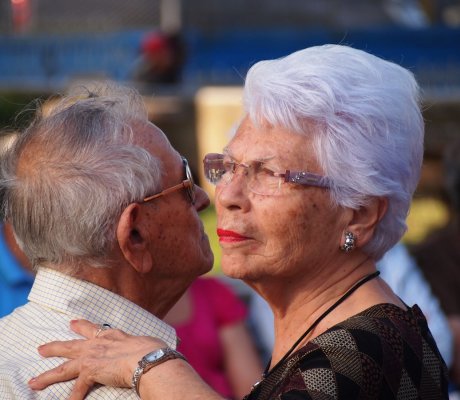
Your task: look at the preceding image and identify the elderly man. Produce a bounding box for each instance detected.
[0,82,213,398]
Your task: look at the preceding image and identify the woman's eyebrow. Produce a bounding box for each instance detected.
[222,149,277,163]
[254,155,276,163]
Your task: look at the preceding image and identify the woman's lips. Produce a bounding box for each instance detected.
[217,228,250,243]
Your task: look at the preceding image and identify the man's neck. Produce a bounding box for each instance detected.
[75,264,191,319]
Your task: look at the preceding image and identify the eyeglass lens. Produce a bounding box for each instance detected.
[204,154,281,195]
[183,157,196,204]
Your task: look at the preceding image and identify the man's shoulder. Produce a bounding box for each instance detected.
[0,302,75,373]
[0,303,61,367]
[0,307,138,399]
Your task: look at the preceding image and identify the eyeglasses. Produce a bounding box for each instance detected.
[143,157,196,205]
[203,153,330,196]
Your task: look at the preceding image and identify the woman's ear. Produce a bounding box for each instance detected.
[117,203,153,273]
[346,197,388,248]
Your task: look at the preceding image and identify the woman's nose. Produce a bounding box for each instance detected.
[233,163,250,178]
[215,168,250,212]
[221,163,249,187]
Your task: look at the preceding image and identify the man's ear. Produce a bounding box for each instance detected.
[117,203,153,273]
[346,197,388,248]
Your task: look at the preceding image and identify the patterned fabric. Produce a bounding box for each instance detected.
[0,267,177,399]
[245,304,449,399]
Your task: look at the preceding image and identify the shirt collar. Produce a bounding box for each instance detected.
[28,267,177,348]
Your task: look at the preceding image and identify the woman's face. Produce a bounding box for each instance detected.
[215,116,348,284]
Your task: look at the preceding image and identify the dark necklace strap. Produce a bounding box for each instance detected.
[263,270,380,378]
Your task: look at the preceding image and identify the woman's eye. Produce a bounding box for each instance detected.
[223,161,235,173]
[256,164,276,177]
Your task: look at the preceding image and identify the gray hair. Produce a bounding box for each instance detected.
[0,82,162,270]
[243,44,424,260]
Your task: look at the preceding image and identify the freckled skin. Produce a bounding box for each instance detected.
[133,121,214,285]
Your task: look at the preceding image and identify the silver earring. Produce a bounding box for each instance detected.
[340,231,356,252]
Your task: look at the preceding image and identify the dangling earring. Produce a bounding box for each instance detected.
[340,231,356,252]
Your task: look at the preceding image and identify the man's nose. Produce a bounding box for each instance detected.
[194,185,210,212]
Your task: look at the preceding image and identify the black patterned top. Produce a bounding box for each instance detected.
[245,303,448,400]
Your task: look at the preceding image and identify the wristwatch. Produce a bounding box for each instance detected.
[132,347,186,396]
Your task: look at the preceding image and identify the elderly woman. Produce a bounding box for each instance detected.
[29,44,448,399]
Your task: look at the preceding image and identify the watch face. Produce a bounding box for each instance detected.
[145,349,166,363]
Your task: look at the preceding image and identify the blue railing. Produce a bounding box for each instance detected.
[0,31,145,90]
[183,27,460,90]
[0,27,459,92]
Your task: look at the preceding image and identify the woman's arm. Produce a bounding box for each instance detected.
[28,319,224,400]
[138,358,224,400]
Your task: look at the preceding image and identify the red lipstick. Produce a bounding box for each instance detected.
[217,229,250,242]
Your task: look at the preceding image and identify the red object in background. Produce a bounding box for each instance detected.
[11,0,32,33]
[141,32,170,54]
[136,31,185,84]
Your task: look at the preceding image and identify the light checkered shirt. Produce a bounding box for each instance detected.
[0,267,177,399]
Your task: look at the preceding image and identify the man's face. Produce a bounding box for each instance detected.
[134,122,214,287]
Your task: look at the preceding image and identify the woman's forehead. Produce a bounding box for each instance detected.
[225,121,317,166]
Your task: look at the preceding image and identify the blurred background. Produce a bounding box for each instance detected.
[1,0,460,272]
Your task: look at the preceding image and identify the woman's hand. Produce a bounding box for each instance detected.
[28,319,166,399]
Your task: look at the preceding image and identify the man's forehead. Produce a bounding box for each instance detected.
[134,121,181,168]
[134,122,167,149]
[133,120,162,139]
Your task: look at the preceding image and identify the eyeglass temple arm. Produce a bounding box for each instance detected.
[284,170,330,188]
[143,180,191,203]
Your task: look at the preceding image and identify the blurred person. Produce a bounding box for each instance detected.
[164,276,262,399]
[134,31,185,85]
[0,82,213,399]
[0,222,34,317]
[30,45,448,399]
[411,138,460,385]
[384,0,430,27]
[0,133,34,318]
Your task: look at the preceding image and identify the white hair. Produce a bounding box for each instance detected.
[243,44,424,259]
[0,82,162,270]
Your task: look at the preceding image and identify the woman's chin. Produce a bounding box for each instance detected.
[221,258,248,279]
[221,259,261,283]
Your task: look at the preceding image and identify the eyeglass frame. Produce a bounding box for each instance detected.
[143,157,196,204]
[203,153,331,194]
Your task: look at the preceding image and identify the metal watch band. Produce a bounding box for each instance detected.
[131,347,186,397]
